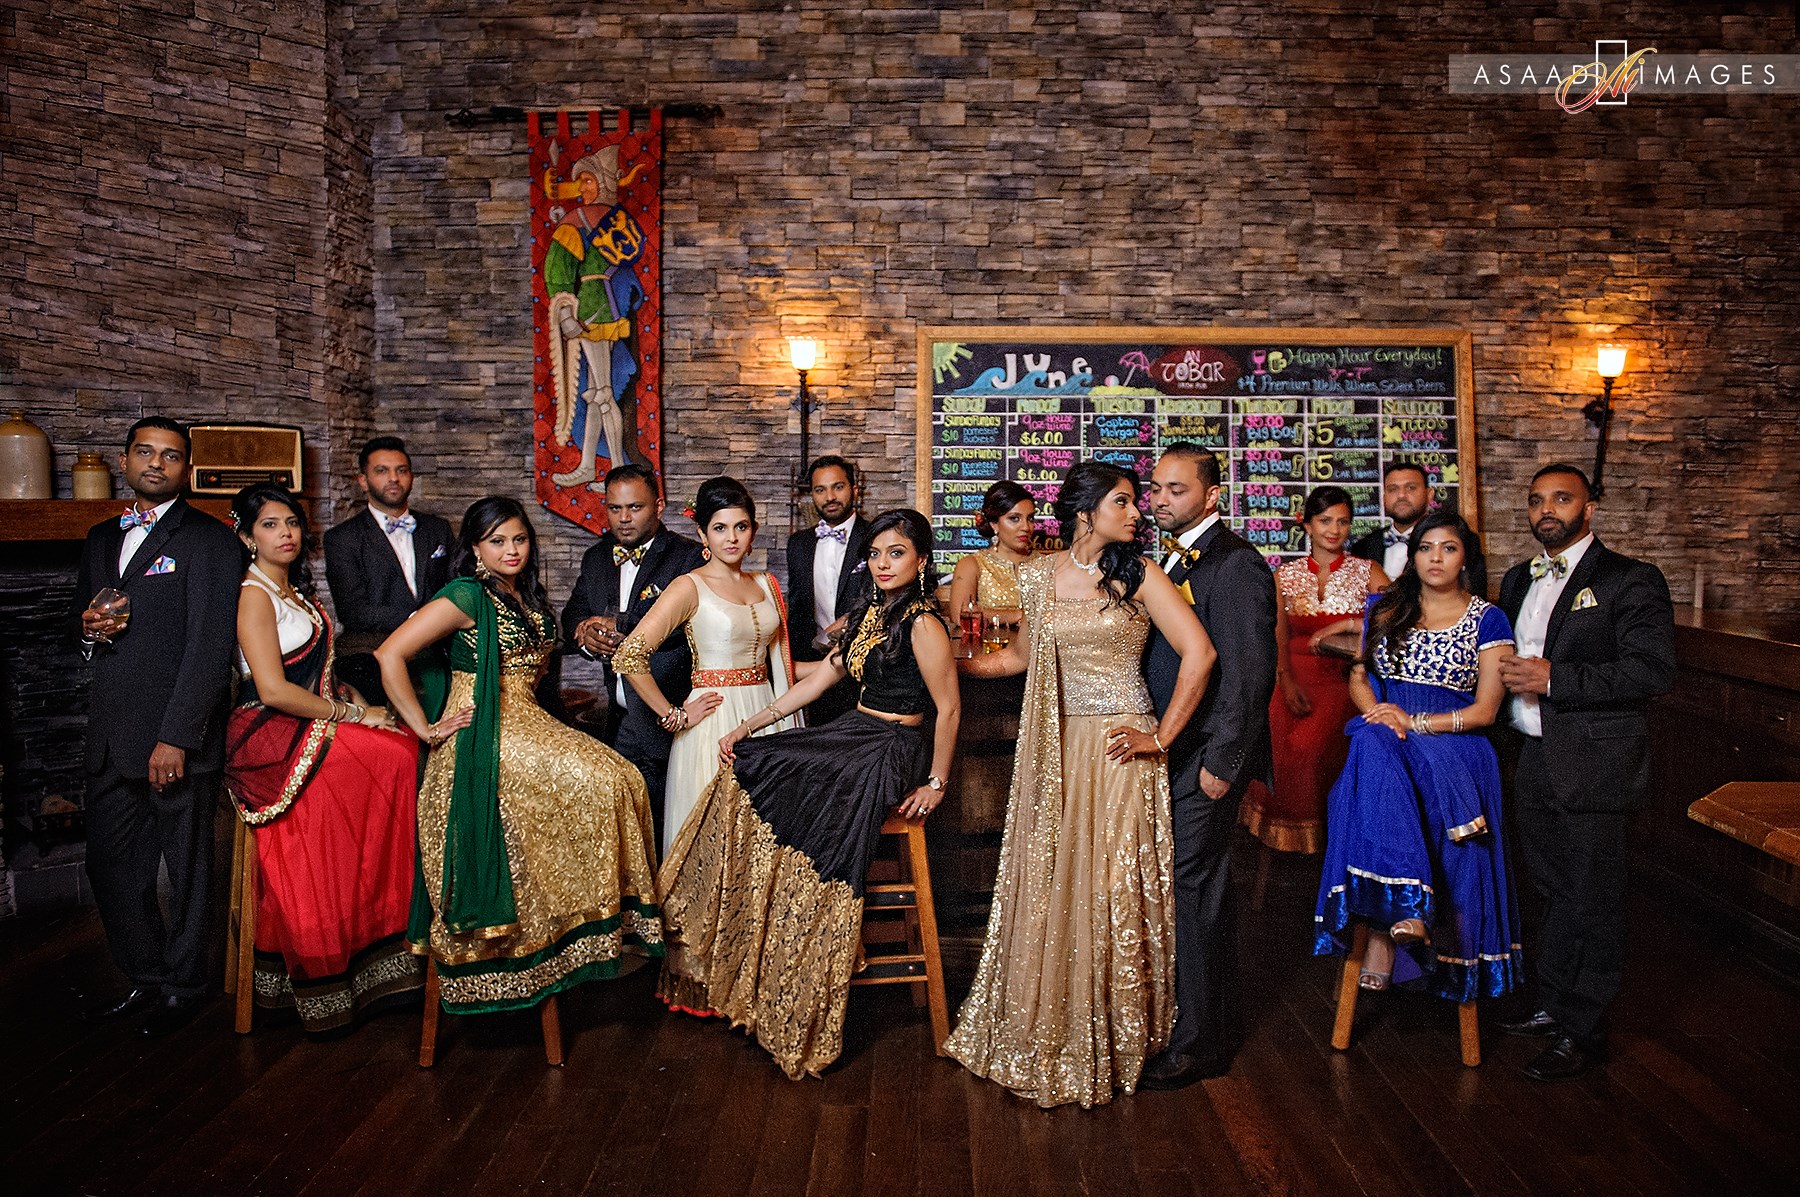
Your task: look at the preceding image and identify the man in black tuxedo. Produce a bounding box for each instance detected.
[784,455,870,724]
[74,417,241,1036]
[562,463,706,839]
[1139,443,1278,1087]
[1349,461,1434,580]
[323,436,454,704]
[1496,463,1674,1081]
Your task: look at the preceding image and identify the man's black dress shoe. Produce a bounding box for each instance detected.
[1497,1010,1562,1039]
[1522,1034,1601,1082]
[141,995,204,1038]
[1138,1049,1229,1091]
[82,987,160,1023]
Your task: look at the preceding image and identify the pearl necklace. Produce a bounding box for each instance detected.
[251,563,322,628]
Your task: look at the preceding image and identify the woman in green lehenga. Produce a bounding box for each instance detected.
[377,496,662,1014]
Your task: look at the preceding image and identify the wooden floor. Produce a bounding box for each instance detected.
[4,845,1798,1197]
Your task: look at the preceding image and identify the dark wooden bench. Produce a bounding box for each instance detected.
[1687,781,1800,868]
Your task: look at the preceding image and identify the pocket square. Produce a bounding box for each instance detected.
[1570,587,1598,611]
[145,555,177,576]
[1176,579,1195,605]
[430,544,446,559]
[639,583,663,601]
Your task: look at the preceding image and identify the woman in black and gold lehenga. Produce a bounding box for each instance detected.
[657,508,960,1078]
[376,496,662,1015]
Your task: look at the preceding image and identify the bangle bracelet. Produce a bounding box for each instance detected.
[1451,709,1465,734]
[1152,732,1166,754]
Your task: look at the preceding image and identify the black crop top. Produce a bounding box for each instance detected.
[843,600,940,716]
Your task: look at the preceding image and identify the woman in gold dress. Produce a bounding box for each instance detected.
[946,480,1035,615]
[946,463,1216,1108]
[376,496,662,1014]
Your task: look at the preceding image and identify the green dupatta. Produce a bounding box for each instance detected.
[408,577,517,941]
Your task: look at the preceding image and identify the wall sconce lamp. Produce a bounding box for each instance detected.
[1582,344,1628,498]
[788,338,820,521]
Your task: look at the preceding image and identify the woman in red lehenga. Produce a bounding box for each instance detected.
[1241,486,1389,855]
[225,484,424,1032]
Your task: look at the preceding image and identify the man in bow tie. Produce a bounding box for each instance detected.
[1139,443,1278,1088]
[785,455,870,724]
[562,463,705,839]
[1350,461,1434,578]
[324,437,455,704]
[74,417,240,1035]
[1496,463,1674,1081]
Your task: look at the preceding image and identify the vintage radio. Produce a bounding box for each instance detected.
[187,423,304,496]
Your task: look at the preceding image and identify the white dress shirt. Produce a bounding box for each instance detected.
[1509,532,1594,737]
[813,515,854,634]
[1382,525,1415,580]
[371,504,418,596]
[614,534,654,705]
[1162,512,1220,574]
[118,497,178,575]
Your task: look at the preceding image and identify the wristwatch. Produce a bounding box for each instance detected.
[925,775,947,793]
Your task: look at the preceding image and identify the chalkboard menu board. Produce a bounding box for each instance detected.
[915,327,1476,569]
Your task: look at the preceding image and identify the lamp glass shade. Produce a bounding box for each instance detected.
[788,338,818,372]
[1596,344,1627,379]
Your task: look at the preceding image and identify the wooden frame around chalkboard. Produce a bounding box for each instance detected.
[915,325,1479,552]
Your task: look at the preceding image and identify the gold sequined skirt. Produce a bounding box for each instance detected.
[945,712,1176,1108]
[414,671,663,1011]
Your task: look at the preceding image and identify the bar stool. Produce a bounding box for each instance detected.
[418,961,566,1067]
[223,816,258,1034]
[850,813,950,1054]
[1330,923,1481,1066]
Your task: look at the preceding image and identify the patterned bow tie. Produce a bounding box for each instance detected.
[384,513,417,535]
[1384,528,1408,548]
[1161,536,1201,566]
[1530,554,1569,581]
[612,543,648,566]
[816,523,848,544]
[119,506,158,532]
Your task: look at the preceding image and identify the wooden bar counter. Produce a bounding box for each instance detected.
[1642,608,1800,958]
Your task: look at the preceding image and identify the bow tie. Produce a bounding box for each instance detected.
[1161,536,1201,566]
[612,543,648,566]
[816,523,849,544]
[1530,554,1570,581]
[1384,528,1408,548]
[119,506,158,532]
[384,513,417,535]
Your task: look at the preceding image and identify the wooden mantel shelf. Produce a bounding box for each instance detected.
[0,498,243,543]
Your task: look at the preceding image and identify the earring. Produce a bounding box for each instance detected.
[249,545,258,562]
[474,559,492,580]
[701,546,712,562]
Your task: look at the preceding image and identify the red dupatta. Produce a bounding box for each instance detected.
[225,599,337,826]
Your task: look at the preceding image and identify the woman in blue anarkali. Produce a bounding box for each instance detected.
[1314,509,1523,1001]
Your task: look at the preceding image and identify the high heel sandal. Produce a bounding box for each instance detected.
[1357,969,1391,992]
[1389,918,1430,946]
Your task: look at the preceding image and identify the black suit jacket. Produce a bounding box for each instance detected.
[1499,539,1675,813]
[562,529,707,760]
[1349,527,1388,565]
[785,515,873,662]
[74,498,242,778]
[322,507,455,651]
[1144,521,1279,789]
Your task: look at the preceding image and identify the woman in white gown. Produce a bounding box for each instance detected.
[612,476,801,863]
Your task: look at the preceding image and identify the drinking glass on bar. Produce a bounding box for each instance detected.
[87,588,131,644]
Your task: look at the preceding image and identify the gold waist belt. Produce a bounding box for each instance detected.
[692,665,768,687]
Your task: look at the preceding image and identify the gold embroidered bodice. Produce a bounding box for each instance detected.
[1051,594,1155,717]
[975,549,1024,608]
[449,590,557,675]
[1277,554,1373,618]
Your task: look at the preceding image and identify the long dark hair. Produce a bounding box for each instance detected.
[1364,508,1489,675]
[975,480,1034,538]
[450,495,554,624]
[1054,462,1146,606]
[830,508,944,671]
[231,483,315,596]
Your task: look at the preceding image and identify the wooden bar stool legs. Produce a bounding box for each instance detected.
[1331,921,1481,1066]
[223,817,257,1035]
[418,958,564,1068]
[851,814,951,1054]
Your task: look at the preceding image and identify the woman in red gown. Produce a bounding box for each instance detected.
[225,484,424,1032]
[1241,486,1388,854]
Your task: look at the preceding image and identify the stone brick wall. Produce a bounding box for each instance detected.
[330,0,1800,611]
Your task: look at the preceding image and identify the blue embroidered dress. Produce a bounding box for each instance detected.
[1313,596,1523,1002]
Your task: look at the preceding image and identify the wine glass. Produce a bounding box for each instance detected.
[87,588,130,645]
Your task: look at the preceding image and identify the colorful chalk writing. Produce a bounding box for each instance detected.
[922,333,1470,569]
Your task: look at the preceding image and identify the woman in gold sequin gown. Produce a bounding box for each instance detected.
[946,463,1217,1108]
[377,497,662,1015]
[946,480,1035,617]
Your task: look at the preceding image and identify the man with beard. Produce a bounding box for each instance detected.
[324,437,455,704]
[785,455,870,724]
[1139,443,1278,1088]
[563,463,705,840]
[1496,463,1674,1081]
[75,416,240,1035]
[1350,461,1434,579]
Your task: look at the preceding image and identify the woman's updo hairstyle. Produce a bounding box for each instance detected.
[1301,485,1354,524]
[230,483,315,596]
[693,476,757,530]
[974,479,1034,538]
